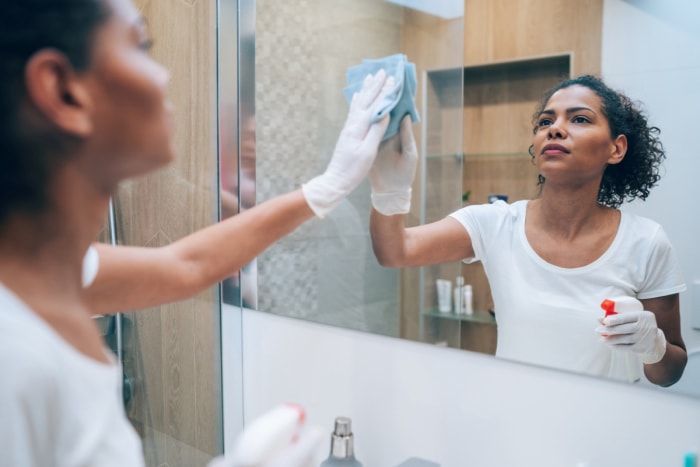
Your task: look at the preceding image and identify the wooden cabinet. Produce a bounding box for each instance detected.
[420,53,571,354]
[461,53,571,317]
[405,0,602,352]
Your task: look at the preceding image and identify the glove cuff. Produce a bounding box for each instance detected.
[371,189,412,216]
[641,328,667,365]
[302,174,347,218]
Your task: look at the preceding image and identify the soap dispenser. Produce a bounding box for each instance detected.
[320,417,362,466]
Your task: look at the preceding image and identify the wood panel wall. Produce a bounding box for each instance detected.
[114,1,220,466]
[461,1,602,321]
[464,0,603,75]
[400,0,603,349]
[401,10,464,343]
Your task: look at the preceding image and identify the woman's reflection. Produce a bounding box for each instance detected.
[369,75,686,387]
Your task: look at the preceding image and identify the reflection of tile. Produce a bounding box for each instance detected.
[256,0,402,322]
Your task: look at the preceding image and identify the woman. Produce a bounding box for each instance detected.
[369,75,687,387]
[0,0,391,465]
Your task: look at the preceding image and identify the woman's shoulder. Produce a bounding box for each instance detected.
[620,209,664,235]
[617,210,678,255]
[448,200,526,238]
[451,199,527,218]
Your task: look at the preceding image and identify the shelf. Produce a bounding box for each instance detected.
[427,152,530,160]
[419,53,570,352]
[426,153,463,161]
[422,309,496,325]
[425,53,572,89]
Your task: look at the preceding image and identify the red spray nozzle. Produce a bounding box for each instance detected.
[600,299,617,317]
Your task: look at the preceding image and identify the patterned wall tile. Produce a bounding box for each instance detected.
[256,0,402,334]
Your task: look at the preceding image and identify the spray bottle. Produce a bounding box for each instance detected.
[600,296,643,382]
[217,403,322,467]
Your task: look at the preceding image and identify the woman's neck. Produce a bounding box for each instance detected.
[0,163,112,308]
[530,183,615,239]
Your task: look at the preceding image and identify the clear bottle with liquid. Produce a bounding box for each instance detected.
[320,417,363,466]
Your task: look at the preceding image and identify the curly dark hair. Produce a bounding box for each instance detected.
[530,74,665,209]
[0,1,109,226]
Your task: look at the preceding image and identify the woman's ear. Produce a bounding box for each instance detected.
[607,134,628,165]
[24,49,94,138]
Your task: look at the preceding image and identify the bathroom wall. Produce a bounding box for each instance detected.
[463,0,602,74]
[601,0,700,352]
[114,1,222,466]
[225,306,700,466]
[223,1,700,466]
[254,0,402,336]
[255,0,401,335]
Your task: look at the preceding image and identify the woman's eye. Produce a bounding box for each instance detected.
[572,115,590,124]
[538,118,552,127]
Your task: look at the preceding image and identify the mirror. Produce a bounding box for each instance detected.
[228,0,700,396]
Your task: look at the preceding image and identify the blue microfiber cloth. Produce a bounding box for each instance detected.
[343,53,420,141]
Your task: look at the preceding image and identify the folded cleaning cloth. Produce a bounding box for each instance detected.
[343,53,420,141]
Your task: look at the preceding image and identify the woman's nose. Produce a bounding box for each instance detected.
[547,120,566,139]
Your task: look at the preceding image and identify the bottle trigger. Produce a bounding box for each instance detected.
[600,299,617,317]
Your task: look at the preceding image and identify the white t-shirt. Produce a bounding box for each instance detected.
[0,281,145,466]
[449,200,686,380]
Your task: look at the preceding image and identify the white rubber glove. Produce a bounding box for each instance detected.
[369,115,418,216]
[207,404,323,467]
[207,429,322,467]
[597,309,667,365]
[302,70,392,218]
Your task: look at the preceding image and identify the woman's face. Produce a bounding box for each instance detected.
[532,85,625,186]
[83,0,174,189]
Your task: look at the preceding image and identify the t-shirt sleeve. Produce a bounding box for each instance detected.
[637,225,687,299]
[448,201,511,263]
[82,245,100,289]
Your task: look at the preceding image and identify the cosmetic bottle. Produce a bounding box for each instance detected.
[320,417,363,466]
[454,276,464,314]
[462,284,473,315]
[436,279,451,313]
[684,451,698,467]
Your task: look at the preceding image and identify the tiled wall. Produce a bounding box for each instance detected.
[255,0,403,335]
[601,0,700,350]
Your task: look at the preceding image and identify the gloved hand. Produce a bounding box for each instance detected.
[369,115,418,216]
[207,428,322,467]
[597,309,667,364]
[207,404,323,467]
[302,70,393,218]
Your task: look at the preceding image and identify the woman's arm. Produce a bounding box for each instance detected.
[641,293,687,387]
[367,115,474,269]
[85,190,314,314]
[85,70,393,315]
[369,211,475,268]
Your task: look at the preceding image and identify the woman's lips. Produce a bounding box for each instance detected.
[541,143,570,155]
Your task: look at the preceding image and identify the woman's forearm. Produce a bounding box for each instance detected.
[644,342,687,387]
[85,189,314,314]
[369,209,410,268]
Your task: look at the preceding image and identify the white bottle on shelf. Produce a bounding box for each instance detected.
[463,284,473,315]
[454,276,464,314]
